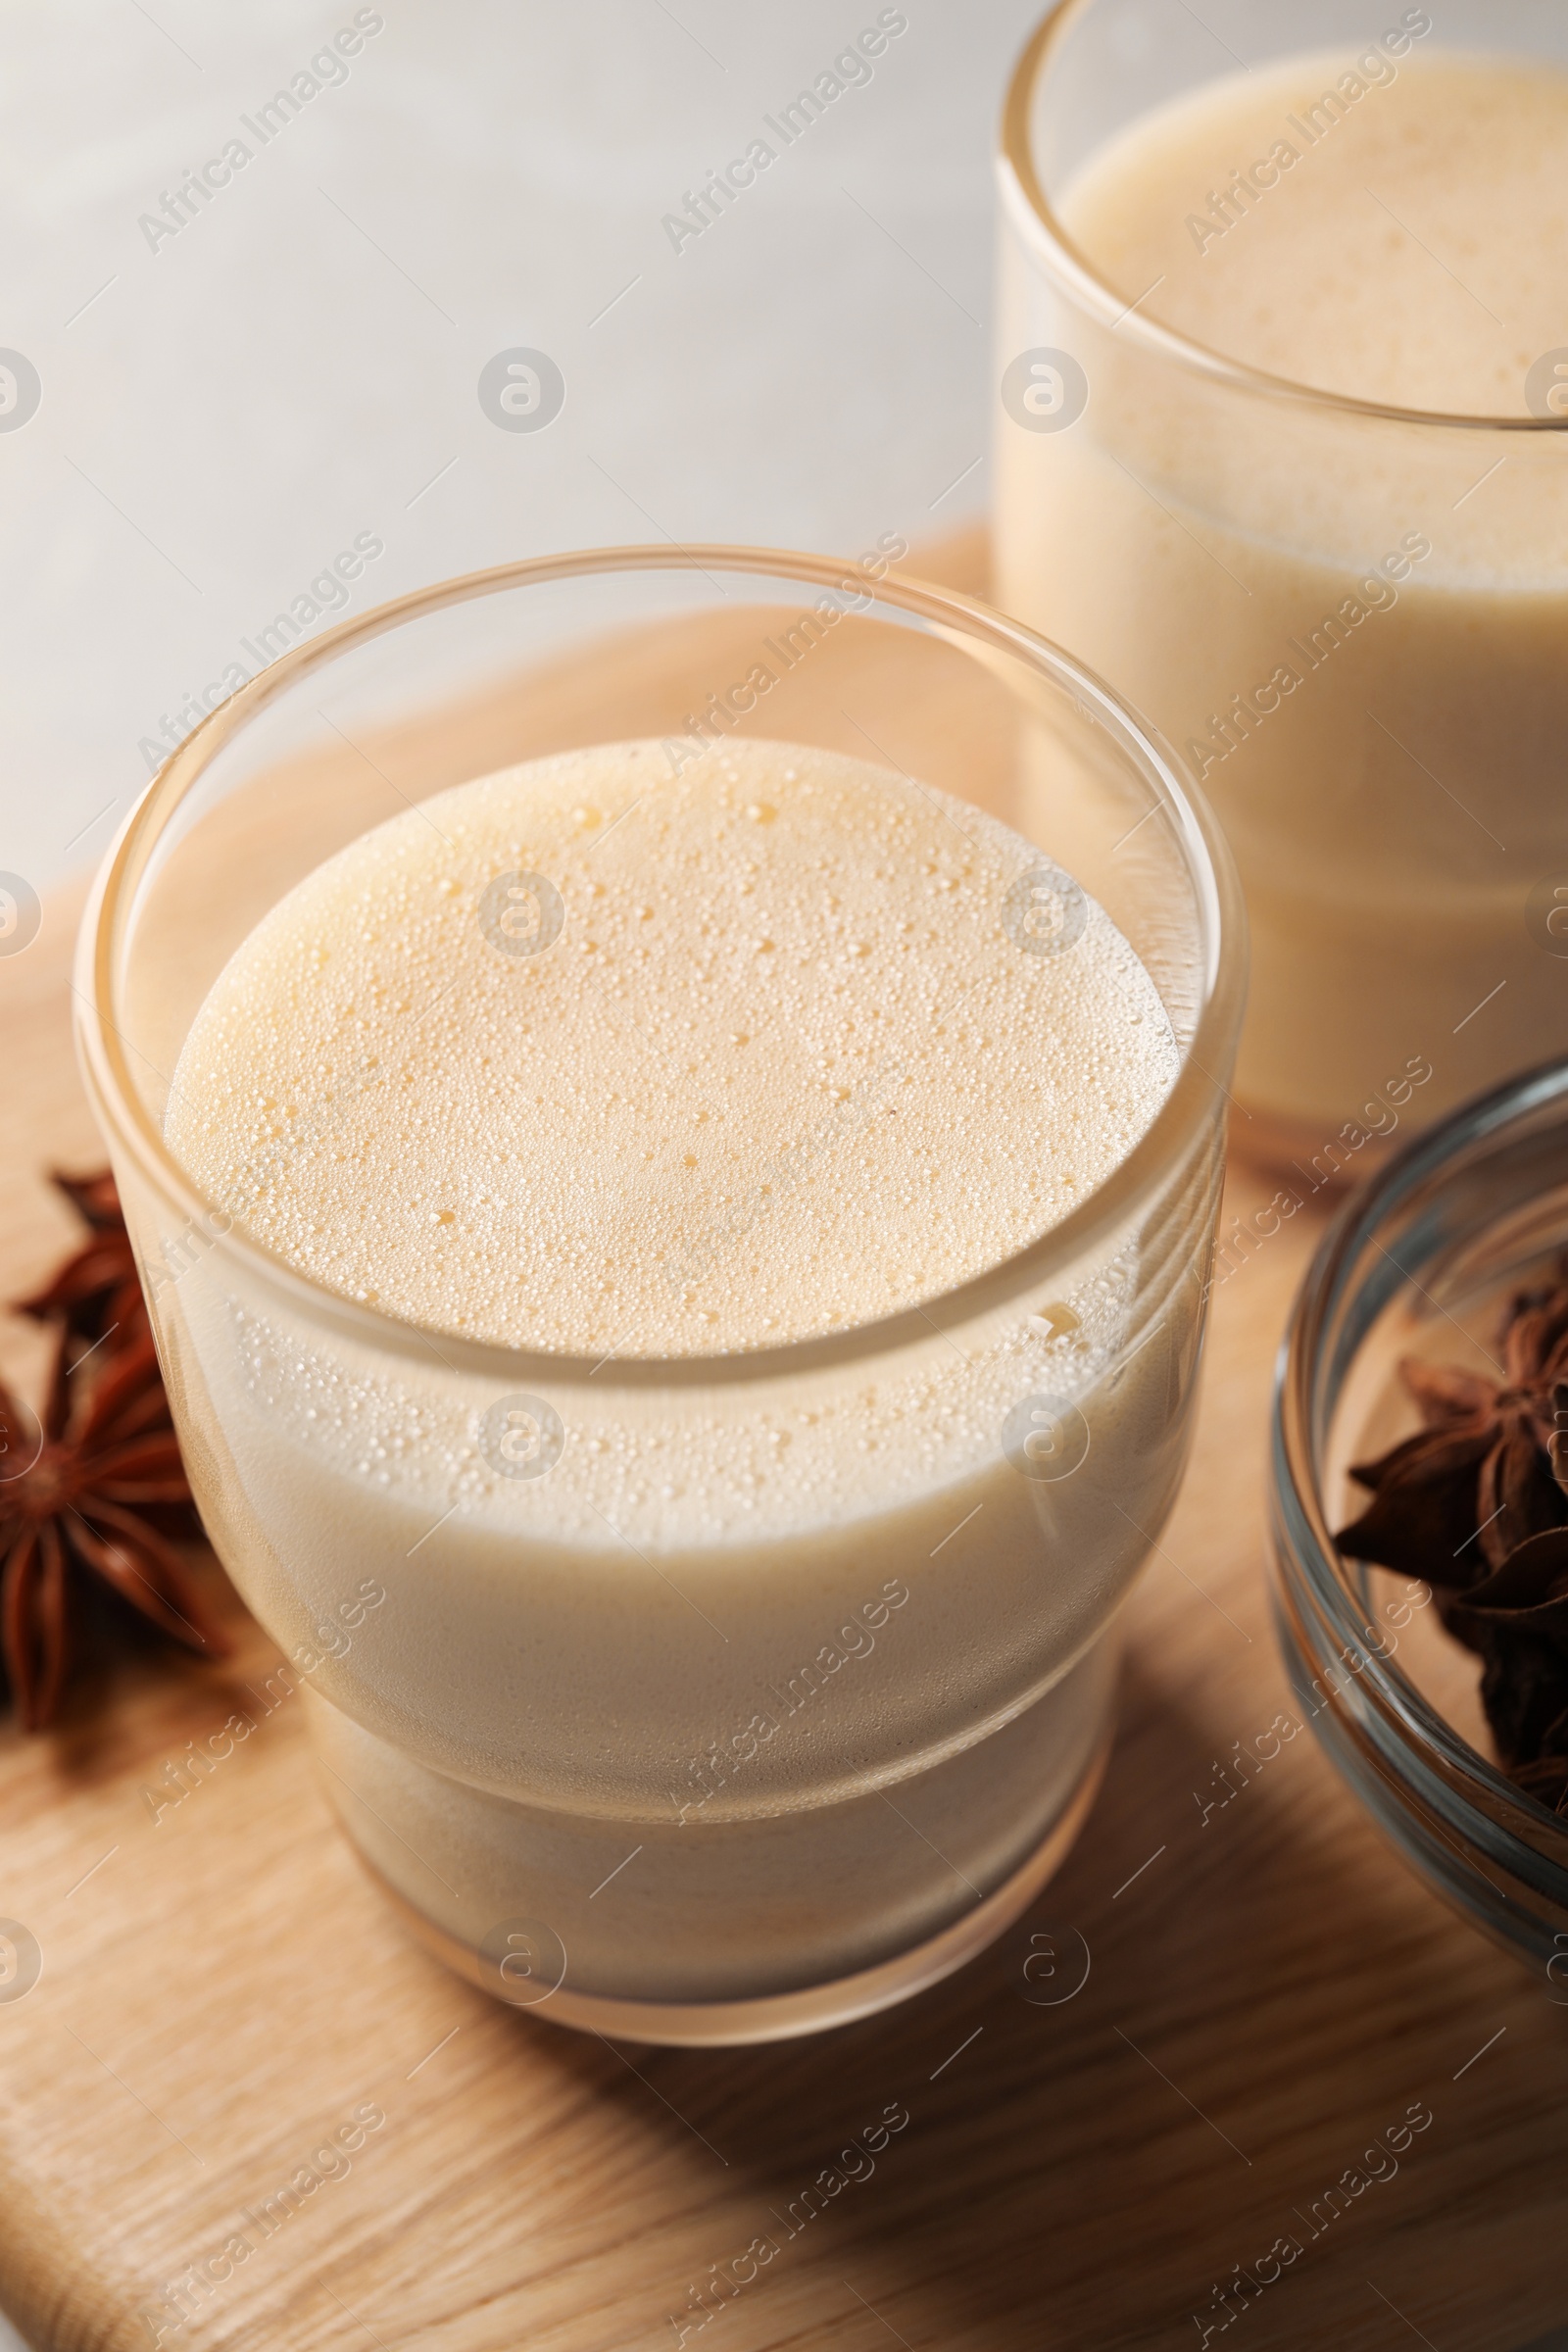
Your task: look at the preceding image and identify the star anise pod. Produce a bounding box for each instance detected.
[1445,1529,1568,1809]
[13,1167,146,1352]
[1511,1751,1568,1817]
[1336,1271,1568,1821]
[1337,1285,1568,1587]
[0,1326,228,1729]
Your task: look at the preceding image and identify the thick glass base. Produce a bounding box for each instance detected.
[361,1734,1108,2045]
[307,1635,1117,2045]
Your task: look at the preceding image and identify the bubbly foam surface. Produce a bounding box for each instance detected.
[166,739,1176,1355]
[1062,52,1568,414]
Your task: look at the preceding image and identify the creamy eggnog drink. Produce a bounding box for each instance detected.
[152,734,1198,2032]
[77,549,1243,2042]
[998,21,1568,1145]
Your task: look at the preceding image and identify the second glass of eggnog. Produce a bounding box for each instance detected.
[997,0,1568,1156]
[76,549,1244,2043]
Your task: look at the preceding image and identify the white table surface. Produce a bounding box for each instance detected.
[2,0,1046,906]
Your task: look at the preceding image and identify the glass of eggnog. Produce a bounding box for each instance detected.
[75,548,1244,2044]
[997,0,1568,1161]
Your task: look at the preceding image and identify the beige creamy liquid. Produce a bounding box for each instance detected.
[1065,54,1568,415]
[161,740,1194,2005]
[998,51,1568,1137]
[167,738,1175,1353]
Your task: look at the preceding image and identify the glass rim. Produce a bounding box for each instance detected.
[1272,1052,1568,1849]
[75,540,1247,1393]
[1000,0,1568,435]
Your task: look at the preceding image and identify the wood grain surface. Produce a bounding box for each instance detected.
[1,537,1564,2352]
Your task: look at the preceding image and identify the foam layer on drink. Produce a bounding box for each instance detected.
[1060,52,1568,416]
[165,738,1176,1358]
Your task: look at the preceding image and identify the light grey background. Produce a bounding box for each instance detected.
[1,3,1038,2339]
[3,0,1047,909]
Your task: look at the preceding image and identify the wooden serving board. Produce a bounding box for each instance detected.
[2,537,1565,2352]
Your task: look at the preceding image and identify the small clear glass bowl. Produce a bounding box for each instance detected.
[1270,1057,1568,1974]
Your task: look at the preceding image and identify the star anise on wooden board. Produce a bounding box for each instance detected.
[2,1172,228,1729]
[13,1167,147,1350]
[1336,1264,1568,1819]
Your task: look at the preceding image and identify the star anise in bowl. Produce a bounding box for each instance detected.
[0,1326,229,1729]
[1336,1262,1568,1817]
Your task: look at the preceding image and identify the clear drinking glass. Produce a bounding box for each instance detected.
[75,547,1244,2045]
[996,0,1568,1157]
